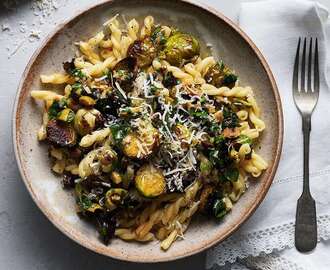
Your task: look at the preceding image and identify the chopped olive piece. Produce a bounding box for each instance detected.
[163,33,200,66]
[135,164,166,198]
[46,119,76,147]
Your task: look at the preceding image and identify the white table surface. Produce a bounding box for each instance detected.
[1,1,329,269]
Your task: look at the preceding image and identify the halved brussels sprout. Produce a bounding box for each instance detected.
[135,164,166,198]
[57,108,75,123]
[122,124,159,159]
[105,188,128,211]
[163,33,200,66]
[127,38,157,68]
[46,119,77,147]
[74,108,103,136]
[204,61,238,88]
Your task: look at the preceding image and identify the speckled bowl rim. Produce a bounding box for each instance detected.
[13,0,283,263]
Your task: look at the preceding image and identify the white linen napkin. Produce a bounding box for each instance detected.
[206,0,330,268]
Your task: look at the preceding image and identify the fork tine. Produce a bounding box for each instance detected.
[314,38,319,93]
[293,38,301,92]
[301,38,307,92]
[307,38,313,92]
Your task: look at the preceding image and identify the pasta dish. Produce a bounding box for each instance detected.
[31,15,267,250]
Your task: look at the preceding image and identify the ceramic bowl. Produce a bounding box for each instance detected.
[13,0,283,262]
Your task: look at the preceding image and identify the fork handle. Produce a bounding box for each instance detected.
[295,115,317,252]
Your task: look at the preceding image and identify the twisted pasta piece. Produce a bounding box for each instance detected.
[108,18,122,60]
[115,229,154,242]
[249,109,266,131]
[201,84,251,98]
[140,15,154,38]
[184,63,205,84]
[79,32,104,64]
[37,111,49,141]
[31,90,63,101]
[195,56,216,75]
[127,18,139,42]
[40,74,71,84]
[79,128,110,147]
[166,65,194,84]
[162,180,200,225]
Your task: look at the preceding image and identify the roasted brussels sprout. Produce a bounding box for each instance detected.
[112,57,137,91]
[122,128,159,159]
[122,134,140,158]
[163,33,200,66]
[75,182,103,213]
[135,164,166,198]
[105,188,128,211]
[57,108,75,123]
[127,38,157,68]
[46,119,77,147]
[204,61,238,88]
[74,108,103,136]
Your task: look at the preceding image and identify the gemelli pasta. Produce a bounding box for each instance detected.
[31,15,267,250]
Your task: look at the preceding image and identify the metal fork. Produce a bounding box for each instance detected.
[293,37,319,252]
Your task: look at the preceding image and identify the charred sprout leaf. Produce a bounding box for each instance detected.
[213,199,227,219]
[128,38,157,68]
[46,119,77,147]
[112,57,137,91]
[57,108,75,123]
[95,94,122,118]
[222,108,239,129]
[62,173,76,189]
[162,71,179,88]
[204,191,227,219]
[97,213,116,245]
[164,33,200,66]
[48,98,67,119]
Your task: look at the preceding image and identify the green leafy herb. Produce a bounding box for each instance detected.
[223,167,239,182]
[79,194,92,210]
[48,98,67,119]
[222,108,239,128]
[151,26,167,46]
[189,109,209,119]
[110,123,130,144]
[73,69,86,79]
[237,134,252,145]
[200,95,207,104]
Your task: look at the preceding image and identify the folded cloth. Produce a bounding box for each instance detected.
[206,0,330,268]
